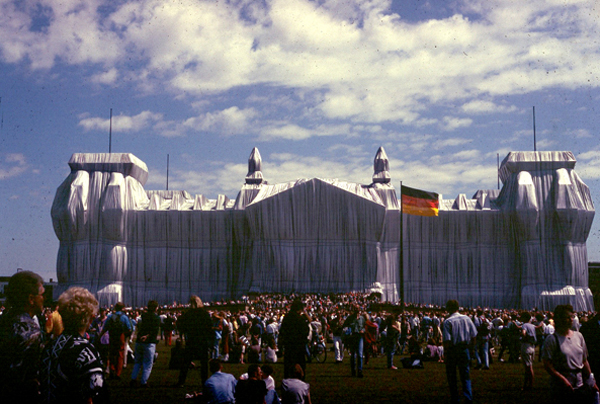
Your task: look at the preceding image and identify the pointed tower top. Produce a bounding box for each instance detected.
[246,147,264,184]
[372,146,391,184]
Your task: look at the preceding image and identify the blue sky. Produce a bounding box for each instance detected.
[1,0,600,282]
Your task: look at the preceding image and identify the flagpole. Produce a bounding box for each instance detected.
[399,181,404,309]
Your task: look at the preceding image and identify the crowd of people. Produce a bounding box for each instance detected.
[1,270,600,404]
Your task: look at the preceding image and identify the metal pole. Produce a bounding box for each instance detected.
[399,181,404,308]
[533,106,536,152]
[109,108,112,153]
[166,154,170,190]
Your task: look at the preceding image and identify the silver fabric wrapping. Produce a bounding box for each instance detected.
[51,152,594,310]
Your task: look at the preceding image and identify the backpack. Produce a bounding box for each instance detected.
[108,313,129,337]
[477,319,490,337]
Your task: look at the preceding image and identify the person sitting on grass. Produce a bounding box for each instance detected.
[281,364,311,404]
[235,364,268,404]
[203,358,237,404]
[424,338,444,362]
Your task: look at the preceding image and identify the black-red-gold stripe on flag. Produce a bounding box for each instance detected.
[401,185,439,217]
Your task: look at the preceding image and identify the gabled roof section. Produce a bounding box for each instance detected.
[246,178,398,209]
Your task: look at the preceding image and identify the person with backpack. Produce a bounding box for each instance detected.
[100,302,133,380]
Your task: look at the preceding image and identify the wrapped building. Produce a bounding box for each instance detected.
[51,149,595,310]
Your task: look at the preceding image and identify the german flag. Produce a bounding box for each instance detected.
[401,185,439,217]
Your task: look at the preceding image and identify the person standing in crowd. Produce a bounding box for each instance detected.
[580,312,600,378]
[330,311,345,364]
[442,299,478,404]
[520,311,537,391]
[90,308,110,374]
[123,309,135,369]
[344,304,367,378]
[507,314,522,363]
[0,271,45,404]
[542,304,599,403]
[40,287,108,404]
[174,296,213,388]
[473,309,490,370]
[279,299,310,379]
[212,312,224,360]
[399,315,411,355]
[100,302,133,380]
[203,358,237,404]
[281,363,312,404]
[130,300,161,388]
[382,313,400,370]
[535,312,547,363]
[235,364,268,404]
[163,312,176,346]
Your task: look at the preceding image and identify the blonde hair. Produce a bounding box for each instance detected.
[190,295,203,308]
[58,287,98,332]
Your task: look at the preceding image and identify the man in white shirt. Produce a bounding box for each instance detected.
[442,299,478,404]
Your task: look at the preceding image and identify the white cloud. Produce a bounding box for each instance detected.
[2,1,599,125]
[441,116,473,131]
[0,153,29,180]
[576,149,600,180]
[0,0,122,69]
[566,129,593,139]
[79,111,162,132]
[434,137,472,149]
[183,107,257,135]
[537,139,558,149]
[461,100,518,114]
[91,68,118,85]
[259,123,353,141]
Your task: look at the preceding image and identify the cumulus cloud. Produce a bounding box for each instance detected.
[567,128,593,139]
[441,116,473,131]
[0,0,122,69]
[79,111,163,132]
[259,123,353,141]
[91,68,119,85]
[461,100,518,114]
[576,149,600,180]
[183,107,257,135]
[2,0,599,125]
[536,139,558,149]
[0,153,29,180]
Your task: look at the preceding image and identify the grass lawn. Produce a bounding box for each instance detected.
[109,342,554,403]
